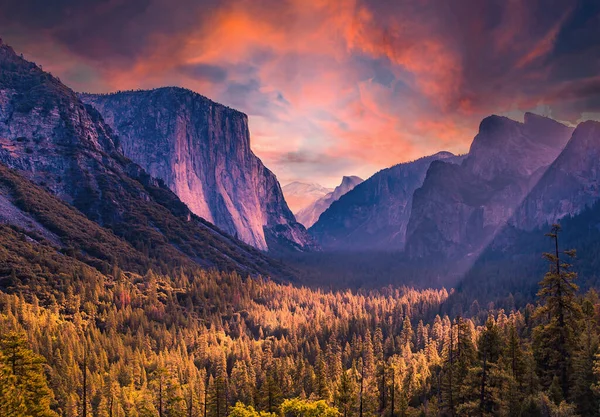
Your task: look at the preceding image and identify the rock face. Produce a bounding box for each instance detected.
[296,176,363,227]
[512,120,600,229]
[405,113,573,258]
[80,88,314,251]
[310,152,463,250]
[0,40,290,276]
[282,182,333,213]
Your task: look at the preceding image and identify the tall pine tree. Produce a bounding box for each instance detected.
[532,224,581,400]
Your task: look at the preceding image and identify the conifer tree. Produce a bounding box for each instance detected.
[477,316,503,414]
[533,224,581,399]
[0,331,58,417]
[208,352,229,417]
[334,369,356,417]
[573,296,599,415]
[400,317,414,350]
[500,324,527,417]
[314,352,330,402]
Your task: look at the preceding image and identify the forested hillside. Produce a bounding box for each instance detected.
[2,222,600,416]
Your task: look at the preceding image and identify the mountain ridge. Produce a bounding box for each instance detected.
[0,40,292,278]
[79,87,315,252]
[309,151,464,251]
[295,175,363,227]
[282,181,333,214]
[406,113,574,259]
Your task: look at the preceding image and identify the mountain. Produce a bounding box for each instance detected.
[452,195,600,311]
[512,120,600,230]
[405,113,573,259]
[79,88,314,252]
[295,176,363,227]
[309,152,463,250]
[282,181,332,213]
[0,40,290,277]
[454,120,600,306]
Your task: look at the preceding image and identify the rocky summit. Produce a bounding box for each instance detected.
[309,152,463,251]
[512,120,600,230]
[405,113,573,258]
[282,182,333,214]
[0,40,291,277]
[80,88,315,252]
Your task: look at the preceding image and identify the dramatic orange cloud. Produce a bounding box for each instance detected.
[1,0,597,187]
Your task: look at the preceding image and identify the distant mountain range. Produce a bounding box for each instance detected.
[310,112,600,268]
[310,152,464,250]
[451,121,600,306]
[282,182,333,213]
[405,113,574,259]
[295,176,363,227]
[3,38,600,294]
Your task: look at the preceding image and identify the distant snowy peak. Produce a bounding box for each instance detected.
[296,176,363,227]
[282,181,333,213]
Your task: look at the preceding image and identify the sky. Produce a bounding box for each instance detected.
[1,0,599,187]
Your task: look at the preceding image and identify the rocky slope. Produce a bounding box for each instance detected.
[282,182,333,213]
[405,113,573,258]
[0,40,291,277]
[296,176,363,227]
[80,88,314,252]
[511,120,600,230]
[310,152,463,250]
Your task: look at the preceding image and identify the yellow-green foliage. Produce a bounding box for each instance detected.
[280,398,339,417]
[229,402,276,417]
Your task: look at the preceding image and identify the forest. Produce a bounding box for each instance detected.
[1,225,600,417]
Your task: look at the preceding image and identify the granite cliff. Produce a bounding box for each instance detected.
[80,89,314,251]
[310,152,463,250]
[405,113,573,258]
[0,40,290,276]
[512,120,600,230]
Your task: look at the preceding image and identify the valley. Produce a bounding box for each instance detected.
[1,35,600,417]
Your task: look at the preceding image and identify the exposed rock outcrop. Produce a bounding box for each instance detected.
[512,120,600,229]
[0,40,291,276]
[405,113,573,258]
[80,89,315,251]
[310,152,463,250]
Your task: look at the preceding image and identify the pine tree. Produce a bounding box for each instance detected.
[0,331,58,417]
[259,368,282,413]
[152,365,169,417]
[334,369,356,417]
[400,317,414,350]
[440,321,456,416]
[441,316,476,416]
[500,324,527,417]
[314,352,330,401]
[533,224,582,399]
[477,316,503,414]
[208,352,229,417]
[503,324,526,388]
[573,296,600,415]
[231,361,254,406]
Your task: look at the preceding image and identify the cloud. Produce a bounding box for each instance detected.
[1,0,599,186]
[177,63,228,83]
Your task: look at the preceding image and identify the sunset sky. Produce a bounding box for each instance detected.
[1,0,599,187]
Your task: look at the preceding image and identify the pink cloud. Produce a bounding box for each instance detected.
[3,0,598,186]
